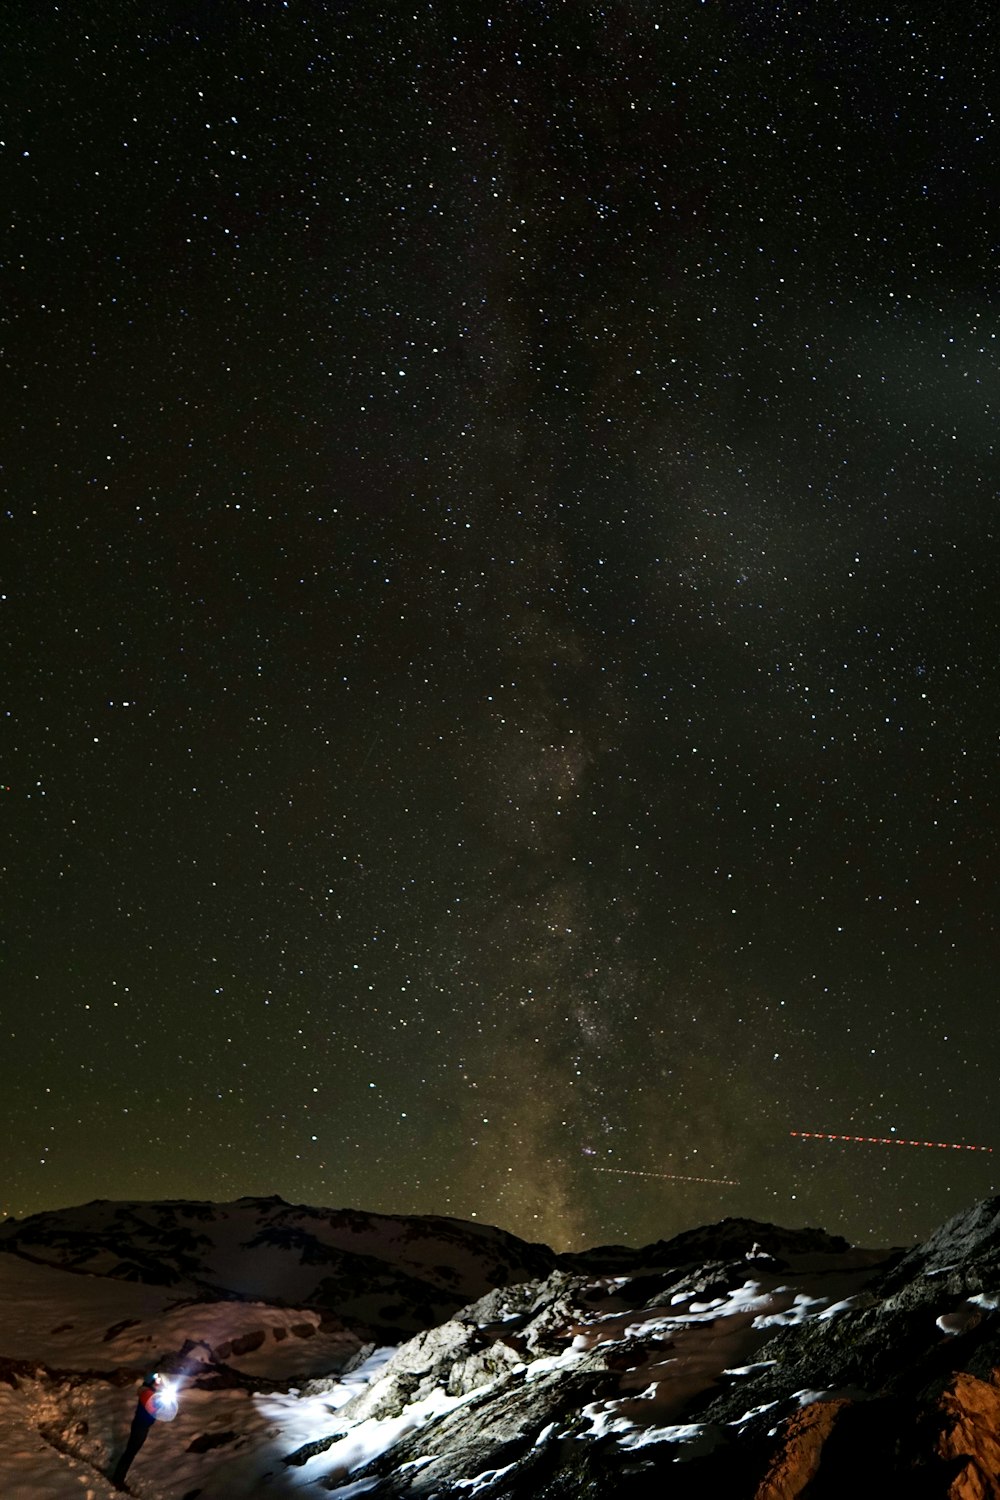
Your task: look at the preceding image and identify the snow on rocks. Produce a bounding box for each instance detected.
[936,1303,984,1337]
[5,1197,1000,1495]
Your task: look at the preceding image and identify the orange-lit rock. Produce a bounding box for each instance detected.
[753,1398,850,1500]
[932,1370,1000,1500]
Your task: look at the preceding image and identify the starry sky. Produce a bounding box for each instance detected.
[5,3,998,1251]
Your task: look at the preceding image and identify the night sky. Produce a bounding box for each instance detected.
[5,3,998,1251]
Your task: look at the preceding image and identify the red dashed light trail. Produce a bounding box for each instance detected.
[593,1166,740,1186]
[791,1131,993,1153]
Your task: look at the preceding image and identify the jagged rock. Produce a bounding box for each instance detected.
[881,1200,1000,1296]
[463,1280,542,1325]
[447,1339,524,1395]
[752,1399,851,1498]
[521,1278,592,1353]
[328,1351,616,1496]
[337,1319,483,1422]
[739,1371,1000,1499]
[925,1371,1000,1498]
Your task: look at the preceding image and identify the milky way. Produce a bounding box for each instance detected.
[5,4,998,1248]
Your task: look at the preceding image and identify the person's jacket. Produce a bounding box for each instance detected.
[136,1384,177,1424]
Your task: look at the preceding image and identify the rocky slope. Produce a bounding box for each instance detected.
[1,1196,999,1497]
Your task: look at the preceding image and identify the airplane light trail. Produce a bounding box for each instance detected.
[791,1131,993,1153]
[593,1166,739,1186]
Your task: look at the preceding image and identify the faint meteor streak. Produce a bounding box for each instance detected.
[593,1166,740,1186]
[791,1131,993,1153]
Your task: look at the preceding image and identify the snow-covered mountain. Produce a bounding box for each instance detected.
[1,1194,999,1497]
[0,1196,556,1339]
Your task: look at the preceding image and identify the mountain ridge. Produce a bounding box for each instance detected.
[1,1195,998,1497]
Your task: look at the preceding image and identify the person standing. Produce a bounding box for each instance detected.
[111,1371,178,1490]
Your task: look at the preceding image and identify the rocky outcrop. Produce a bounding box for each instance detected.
[881,1200,1000,1294]
[753,1399,851,1499]
[925,1371,1000,1499]
[739,1372,1000,1499]
[5,1197,1000,1496]
[319,1352,620,1496]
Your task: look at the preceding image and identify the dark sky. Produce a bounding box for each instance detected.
[5,2,998,1250]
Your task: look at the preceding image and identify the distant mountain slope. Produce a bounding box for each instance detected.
[0,1195,557,1338]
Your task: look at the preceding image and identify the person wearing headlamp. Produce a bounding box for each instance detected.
[111,1370,179,1489]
